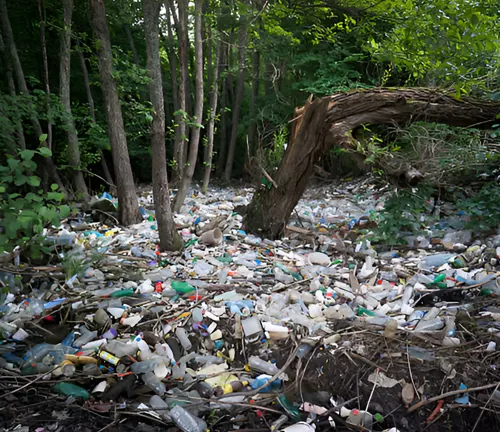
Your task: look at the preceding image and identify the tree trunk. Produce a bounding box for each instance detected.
[244,89,500,239]
[89,0,142,225]
[202,37,222,193]
[216,38,229,178]
[143,0,183,251]
[76,40,115,188]
[172,0,189,184]
[124,24,139,65]
[38,0,52,151]
[224,12,248,181]
[0,33,26,150]
[164,1,181,183]
[60,0,88,198]
[247,48,260,157]
[174,0,204,212]
[0,0,67,194]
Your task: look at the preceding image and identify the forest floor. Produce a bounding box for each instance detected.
[1,177,500,432]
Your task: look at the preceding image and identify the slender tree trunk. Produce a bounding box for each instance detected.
[89,0,142,225]
[245,89,500,239]
[124,24,139,65]
[216,39,229,177]
[247,48,260,157]
[0,0,67,194]
[172,0,189,184]
[76,40,115,188]
[60,0,88,198]
[174,0,204,212]
[143,0,182,250]
[38,0,52,150]
[224,13,248,180]
[164,2,181,183]
[0,33,26,150]
[202,37,222,193]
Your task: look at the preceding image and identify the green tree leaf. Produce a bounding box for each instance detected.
[27,176,41,187]
[38,147,52,157]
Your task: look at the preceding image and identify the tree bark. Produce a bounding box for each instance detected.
[224,10,249,181]
[60,0,88,198]
[202,37,222,193]
[76,39,115,188]
[247,48,260,157]
[0,0,67,194]
[216,35,230,177]
[0,32,26,151]
[244,88,500,239]
[164,1,181,183]
[172,0,189,184]
[123,24,139,65]
[89,0,142,225]
[143,0,183,251]
[174,0,204,212]
[38,0,52,151]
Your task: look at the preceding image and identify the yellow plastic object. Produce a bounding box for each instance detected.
[65,354,98,365]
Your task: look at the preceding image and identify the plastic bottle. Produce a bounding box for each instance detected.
[171,280,195,294]
[131,358,161,374]
[251,376,282,392]
[105,340,137,357]
[191,308,203,323]
[73,327,98,347]
[150,395,171,420]
[155,343,176,365]
[169,405,207,432]
[248,356,279,375]
[52,382,89,400]
[142,371,166,395]
[109,288,135,298]
[414,318,444,332]
[384,319,398,338]
[137,338,152,360]
[175,327,192,351]
[44,235,74,246]
[82,363,101,376]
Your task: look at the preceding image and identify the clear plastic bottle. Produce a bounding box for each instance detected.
[137,338,152,360]
[155,343,176,365]
[131,358,161,374]
[150,395,171,420]
[73,327,98,347]
[175,327,192,351]
[142,371,166,395]
[248,356,279,375]
[104,340,137,357]
[169,405,207,432]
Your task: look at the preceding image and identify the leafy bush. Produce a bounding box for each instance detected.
[368,186,435,245]
[457,182,500,232]
[0,145,71,256]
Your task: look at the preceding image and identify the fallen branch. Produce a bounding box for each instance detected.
[407,381,500,413]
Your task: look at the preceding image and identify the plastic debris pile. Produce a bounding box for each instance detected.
[2,179,500,432]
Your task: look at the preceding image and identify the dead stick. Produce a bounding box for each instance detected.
[407,381,500,413]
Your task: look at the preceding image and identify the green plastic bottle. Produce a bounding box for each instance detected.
[357,306,376,317]
[110,288,135,298]
[276,394,300,421]
[171,280,195,294]
[53,382,89,400]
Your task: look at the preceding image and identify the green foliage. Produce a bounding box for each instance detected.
[0,148,71,255]
[368,186,435,245]
[458,183,500,232]
[263,124,288,171]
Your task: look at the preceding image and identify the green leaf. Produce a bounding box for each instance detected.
[14,175,27,186]
[47,191,64,202]
[27,176,41,187]
[26,192,43,202]
[39,133,48,143]
[38,147,52,157]
[19,150,35,161]
[0,186,5,193]
[50,183,59,191]
[7,158,20,171]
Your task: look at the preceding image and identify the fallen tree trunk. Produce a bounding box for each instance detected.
[244,88,500,239]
